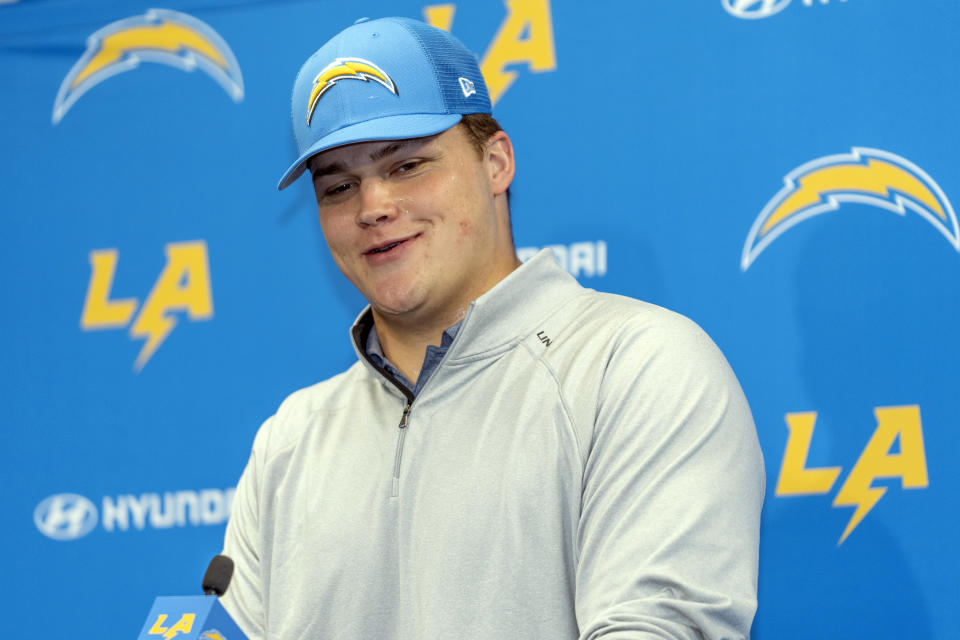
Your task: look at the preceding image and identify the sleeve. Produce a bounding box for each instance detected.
[220,417,272,640]
[575,314,765,640]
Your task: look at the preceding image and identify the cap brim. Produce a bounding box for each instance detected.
[277,113,463,190]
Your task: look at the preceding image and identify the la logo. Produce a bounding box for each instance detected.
[81,240,213,371]
[148,613,195,639]
[775,405,929,544]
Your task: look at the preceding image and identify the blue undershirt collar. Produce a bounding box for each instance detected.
[366,321,462,396]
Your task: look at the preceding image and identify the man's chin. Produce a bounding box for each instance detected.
[368,291,426,320]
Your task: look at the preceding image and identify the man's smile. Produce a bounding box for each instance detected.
[363,233,421,263]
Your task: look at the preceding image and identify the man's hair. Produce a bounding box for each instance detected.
[458,113,504,159]
[458,113,513,217]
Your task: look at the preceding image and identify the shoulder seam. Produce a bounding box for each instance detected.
[518,339,587,469]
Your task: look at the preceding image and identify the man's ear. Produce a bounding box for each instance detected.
[485,130,515,196]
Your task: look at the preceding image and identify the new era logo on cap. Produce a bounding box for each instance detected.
[459,76,476,97]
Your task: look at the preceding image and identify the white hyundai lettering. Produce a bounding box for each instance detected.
[101,488,235,532]
[36,489,234,539]
[517,241,608,278]
[34,493,98,541]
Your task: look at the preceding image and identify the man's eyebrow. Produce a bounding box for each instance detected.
[369,140,414,163]
[310,139,427,179]
[310,161,346,180]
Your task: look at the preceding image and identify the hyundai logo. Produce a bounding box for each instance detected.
[722,0,792,19]
[34,493,98,541]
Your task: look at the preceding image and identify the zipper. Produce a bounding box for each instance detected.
[358,352,413,498]
[352,314,472,499]
[391,402,412,497]
[352,319,416,498]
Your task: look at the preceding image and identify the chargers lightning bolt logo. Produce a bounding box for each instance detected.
[741,148,960,270]
[306,58,397,125]
[52,9,243,124]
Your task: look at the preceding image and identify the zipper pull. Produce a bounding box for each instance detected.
[398,402,411,429]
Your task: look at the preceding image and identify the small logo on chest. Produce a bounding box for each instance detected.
[537,331,552,347]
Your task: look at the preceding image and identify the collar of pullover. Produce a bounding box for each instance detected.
[350,248,584,373]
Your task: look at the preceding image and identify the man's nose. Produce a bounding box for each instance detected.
[356,179,397,227]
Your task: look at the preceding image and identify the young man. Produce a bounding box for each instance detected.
[223,17,764,640]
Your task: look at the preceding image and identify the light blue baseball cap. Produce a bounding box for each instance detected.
[277,17,492,190]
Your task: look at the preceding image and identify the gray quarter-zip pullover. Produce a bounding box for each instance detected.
[222,249,764,640]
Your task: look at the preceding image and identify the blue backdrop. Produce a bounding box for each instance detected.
[3,0,957,637]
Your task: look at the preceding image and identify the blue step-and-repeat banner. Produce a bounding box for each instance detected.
[3,0,957,637]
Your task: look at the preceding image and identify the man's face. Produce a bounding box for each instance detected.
[308,125,517,326]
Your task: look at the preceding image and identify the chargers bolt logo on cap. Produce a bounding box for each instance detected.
[307,58,397,125]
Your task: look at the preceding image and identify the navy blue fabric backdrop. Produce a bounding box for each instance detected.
[3,0,957,637]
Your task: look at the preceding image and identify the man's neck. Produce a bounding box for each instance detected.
[372,306,465,384]
[370,242,522,383]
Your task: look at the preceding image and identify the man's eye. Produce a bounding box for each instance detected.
[325,182,354,197]
[394,161,420,175]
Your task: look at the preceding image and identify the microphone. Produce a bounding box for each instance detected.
[202,554,234,596]
[135,554,247,639]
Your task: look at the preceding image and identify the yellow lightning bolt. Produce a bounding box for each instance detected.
[831,406,928,545]
[200,632,226,640]
[128,241,213,372]
[760,157,947,238]
[832,477,886,546]
[72,20,228,90]
[306,58,396,125]
[130,299,176,372]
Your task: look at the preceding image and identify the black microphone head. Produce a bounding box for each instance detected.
[202,554,235,596]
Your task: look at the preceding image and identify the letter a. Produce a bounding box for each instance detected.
[833,405,929,544]
[130,240,213,370]
[164,613,195,638]
[481,0,557,104]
